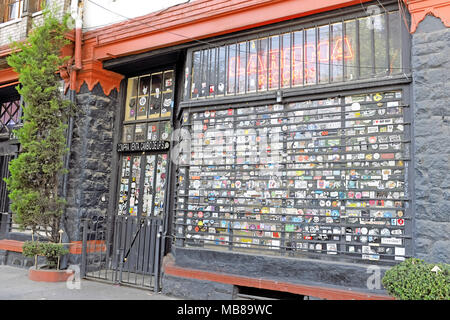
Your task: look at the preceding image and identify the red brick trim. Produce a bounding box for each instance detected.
[163,258,394,300]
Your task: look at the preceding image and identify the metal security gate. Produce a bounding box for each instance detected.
[80,215,164,292]
[0,155,13,237]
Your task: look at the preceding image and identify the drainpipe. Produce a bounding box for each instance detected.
[73,0,83,71]
[61,0,84,263]
[62,0,83,199]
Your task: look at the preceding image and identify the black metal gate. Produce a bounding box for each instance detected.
[80,215,164,292]
[0,155,12,237]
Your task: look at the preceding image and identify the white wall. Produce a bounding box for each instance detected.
[83,0,192,31]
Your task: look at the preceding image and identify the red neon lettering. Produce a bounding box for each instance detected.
[226,37,353,88]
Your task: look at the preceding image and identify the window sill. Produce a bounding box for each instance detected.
[0,18,23,28]
[32,11,43,18]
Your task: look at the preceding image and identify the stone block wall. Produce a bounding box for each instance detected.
[162,274,234,300]
[411,15,450,263]
[62,83,118,261]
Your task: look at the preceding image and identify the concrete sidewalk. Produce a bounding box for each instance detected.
[0,265,177,300]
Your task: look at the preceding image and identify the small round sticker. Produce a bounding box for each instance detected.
[373,93,383,102]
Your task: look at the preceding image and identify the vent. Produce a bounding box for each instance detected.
[234,285,305,300]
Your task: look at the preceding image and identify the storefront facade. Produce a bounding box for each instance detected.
[0,0,449,299]
[166,0,413,299]
[81,0,447,299]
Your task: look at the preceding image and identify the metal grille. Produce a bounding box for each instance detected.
[0,155,12,213]
[81,215,163,292]
[174,89,411,264]
[0,100,21,136]
[185,8,403,100]
[0,155,12,236]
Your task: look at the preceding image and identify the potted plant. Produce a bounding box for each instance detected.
[4,5,75,281]
[22,241,73,282]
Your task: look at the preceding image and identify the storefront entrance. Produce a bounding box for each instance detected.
[81,67,175,292]
[114,151,169,275]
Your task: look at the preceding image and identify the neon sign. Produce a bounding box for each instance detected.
[227,36,354,89]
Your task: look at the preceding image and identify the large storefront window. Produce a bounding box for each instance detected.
[174,3,411,264]
[185,9,403,100]
[175,89,411,263]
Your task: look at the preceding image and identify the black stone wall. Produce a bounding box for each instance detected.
[162,273,234,300]
[62,83,118,264]
[411,15,450,263]
[167,247,390,298]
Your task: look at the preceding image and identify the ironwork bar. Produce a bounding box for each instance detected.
[342,18,346,81]
[154,220,162,293]
[119,216,129,284]
[147,218,157,281]
[133,218,142,285]
[126,217,135,283]
[386,12,390,75]
[371,16,376,77]
[141,217,148,286]
[80,219,88,278]
[356,18,360,79]
[329,23,332,83]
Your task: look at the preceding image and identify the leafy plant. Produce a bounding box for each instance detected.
[22,241,40,258]
[382,258,450,300]
[5,5,74,243]
[38,242,69,268]
[22,241,69,269]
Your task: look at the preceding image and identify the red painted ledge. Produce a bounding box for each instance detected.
[0,239,24,253]
[163,258,394,300]
[0,239,106,255]
[68,240,107,255]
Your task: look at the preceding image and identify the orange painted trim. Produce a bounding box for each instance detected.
[86,0,374,61]
[0,239,24,253]
[403,0,450,33]
[68,240,107,255]
[0,81,19,89]
[0,239,106,255]
[75,60,124,95]
[163,259,394,300]
[75,0,374,95]
[0,68,18,86]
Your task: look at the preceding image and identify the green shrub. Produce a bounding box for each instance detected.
[22,241,40,258]
[382,258,450,300]
[22,241,69,269]
[5,5,74,244]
